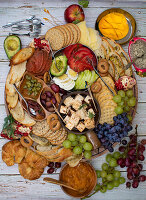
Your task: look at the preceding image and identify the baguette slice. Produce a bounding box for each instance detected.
[6,93,18,109]
[108,60,115,79]
[10,61,26,84]
[10,47,35,65]
[5,73,16,96]
[19,111,36,126]
[10,101,24,121]
[94,45,106,60]
[102,37,114,56]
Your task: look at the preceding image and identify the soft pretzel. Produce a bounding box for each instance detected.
[2,140,26,166]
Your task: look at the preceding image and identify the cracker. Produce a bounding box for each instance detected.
[99,105,116,124]
[98,90,112,101]
[55,25,67,46]
[32,120,50,137]
[72,23,81,43]
[100,99,117,108]
[50,133,67,145]
[64,24,73,45]
[45,27,64,50]
[98,94,113,104]
[66,23,78,44]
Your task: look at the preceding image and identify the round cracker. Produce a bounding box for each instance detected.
[55,25,67,46]
[71,23,81,43]
[66,23,78,44]
[64,24,73,45]
[45,27,64,50]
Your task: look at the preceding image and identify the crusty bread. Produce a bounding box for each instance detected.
[19,111,36,127]
[29,133,49,146]
[5,73,16,96]
[10,61,26,84]
[102,37,114,56]
[2,140,26,166]
[6,93,18,109]
[10,47,35,65]
[94,45,106,59]
[10,101,24,121]
[108,60,115,79]
[45,28,65,50]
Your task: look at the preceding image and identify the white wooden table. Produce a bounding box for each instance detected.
[0,0,146,199]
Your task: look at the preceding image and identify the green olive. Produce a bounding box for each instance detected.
[23,85,27,89]
[28,87,32,91]
[36,87,40,91]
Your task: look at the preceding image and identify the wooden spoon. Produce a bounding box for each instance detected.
[43,177,77,191]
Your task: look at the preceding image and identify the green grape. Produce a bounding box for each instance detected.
[79,135,87,144]
[73,146,82,155]
[127,114,132,121]
[83,142,93,151]
[113,179,120,187]
[95,184,101,191]
[84,150,92,159]
[102,177,107,183]
[119,177,125,184]
[115,106,123,115]
[96,170,101,178]
[100,186,107,193]
[71,140,78,146]
[113,152,121,160]
[109,158,118,167]
[106,154,112,163]
[124,96,129,102]
[107,174,114,181]
[107,182,114,190]
[113,95,122,103]
[118,101,124,107]
[126,89,133,97]
[102,163,109,171]
[76,135,81,141]
[113,170,121,178]
[128,97,136,107]
[124,105,130,112]
[118,90,125,98]
[101,170,107,178]
[68,133,77,142]
[63,140,72,149]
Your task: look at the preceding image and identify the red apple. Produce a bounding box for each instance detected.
[64,4,85,23]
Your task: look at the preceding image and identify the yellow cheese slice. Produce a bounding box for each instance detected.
[88,28,98,44]
[77,21,91,46]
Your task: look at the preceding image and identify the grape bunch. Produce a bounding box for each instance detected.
[63,133,93,159]
[113,89,136,120]
[117,126,146,188]
[94,113,133,152]
[47,162,61,174]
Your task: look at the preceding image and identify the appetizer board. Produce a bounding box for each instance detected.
[2,18,138,182]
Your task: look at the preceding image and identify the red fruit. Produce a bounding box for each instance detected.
[64,4,85,23]
[127,173,134,180]
[50,84,60,93]
[125,158,131,167]
[130,162,137,168]
[139,175,145,182]
[117,158,124,165]
[127,167,133,174]
[132,180,139,188]
[141,139,146,145]
[138,144,145,152]
[132,167,140,176]
[47,167,55,174]
[138,155,145,161]
[48,162,54,168]
[55,162,61,168]
[128,148,136,156]
[115,79,124,90]
[119,146,126,152]
[129,155,136,161]
[126,182,131,189]
[137,164,143,171]
[129,142,136,147]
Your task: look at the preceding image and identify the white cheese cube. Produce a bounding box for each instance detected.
[76,109,88,120]
[72,101,82,110]
[70,113,80,127]
[75,94,84,103]
[84,118,95,129]
[88,108,95,115]
[60,105,67,114]
[76,122,86,132]
[65,122,74,130]
[84,95,92,104]
[64,115,70,124]
[64,96,74,107]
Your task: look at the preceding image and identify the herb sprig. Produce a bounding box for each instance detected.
[3,115,15,138]
[78,0,89,8]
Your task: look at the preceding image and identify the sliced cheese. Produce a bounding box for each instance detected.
[77,21,91,46]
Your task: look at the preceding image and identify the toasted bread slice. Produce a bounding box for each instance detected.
[10,47,35,65]
[5,73,16,96]
[102,37,114,56]
[6,93,18,109]
[10,101,24,121]
[94,45,106,60]
[10,61,26,84]
[108,60,115,78]
[19,111,36,126]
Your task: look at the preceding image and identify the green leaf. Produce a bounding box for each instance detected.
[78,0,89,8]
[79,104,88,110]
[2,115,15,138]
[88,112,94,119]
[72,19,80,24]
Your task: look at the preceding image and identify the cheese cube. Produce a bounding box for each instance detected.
[88,108,95,115]
[76,109,88,120]
[65,122,74,130]
[64,96,74,107]
[70,113,80,127]
[60,105,67,114]
[64,115,70,124]
[84,118,95,129]
[84,95,92,104]
[75,94,84,103]
[76,122,86,132]
[72,100,82,111]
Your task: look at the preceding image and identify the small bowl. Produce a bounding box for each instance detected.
[59,161,97,198]
[58,91,101,134]
[95,8,136,45]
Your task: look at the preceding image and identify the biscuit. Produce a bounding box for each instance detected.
[32,120,50,137]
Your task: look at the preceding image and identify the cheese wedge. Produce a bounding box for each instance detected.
[77,21,90,46]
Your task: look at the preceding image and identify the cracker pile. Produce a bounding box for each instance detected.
[45,23,81,50]
[93,76,117,124]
